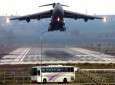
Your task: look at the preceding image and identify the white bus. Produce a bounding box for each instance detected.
[31,65,79,83]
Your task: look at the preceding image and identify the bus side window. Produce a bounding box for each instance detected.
[53,67,57,72]
[70,67,74,72]
[41,68,46,72]
[48,68,52,72]
[57,67,62,72]
[62,67,69,72]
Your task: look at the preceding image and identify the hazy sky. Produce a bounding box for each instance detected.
[0,0,115,16]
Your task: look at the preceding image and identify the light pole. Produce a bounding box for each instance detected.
[40,31,47,83]
[40,35,43,83]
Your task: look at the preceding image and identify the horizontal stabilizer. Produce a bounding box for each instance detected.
[39,3,69,8]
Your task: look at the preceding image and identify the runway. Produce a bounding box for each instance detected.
[0,47,115,64]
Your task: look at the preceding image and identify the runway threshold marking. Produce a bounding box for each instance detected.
[69,48,114,62]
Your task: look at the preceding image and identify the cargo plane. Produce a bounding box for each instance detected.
[10,3,104,32]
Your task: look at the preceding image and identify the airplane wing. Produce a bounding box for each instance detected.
[64,10,103,21]
[10,10,52,21]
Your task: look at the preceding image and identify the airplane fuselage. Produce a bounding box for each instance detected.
[48,3,65,31]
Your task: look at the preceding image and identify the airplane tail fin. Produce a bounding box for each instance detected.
[39,3,69,8]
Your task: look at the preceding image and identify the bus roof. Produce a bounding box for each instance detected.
[32,65,76,68]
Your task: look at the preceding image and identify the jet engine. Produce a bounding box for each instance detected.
[84,18,88,22]
[26,17,30,23]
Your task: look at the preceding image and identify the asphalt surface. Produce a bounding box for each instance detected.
[0,47,115,64]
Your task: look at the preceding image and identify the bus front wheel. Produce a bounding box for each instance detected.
[43,78,47,83]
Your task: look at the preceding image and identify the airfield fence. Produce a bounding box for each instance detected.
[0,71,31,85]
[0,70,115,85]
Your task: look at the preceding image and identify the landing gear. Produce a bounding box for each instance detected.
[48,22,66,32]
[60,26,66,31]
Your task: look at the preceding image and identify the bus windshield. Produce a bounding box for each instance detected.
[31,68,40,75]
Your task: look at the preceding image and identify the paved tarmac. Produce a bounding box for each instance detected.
[0,47,115,64]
